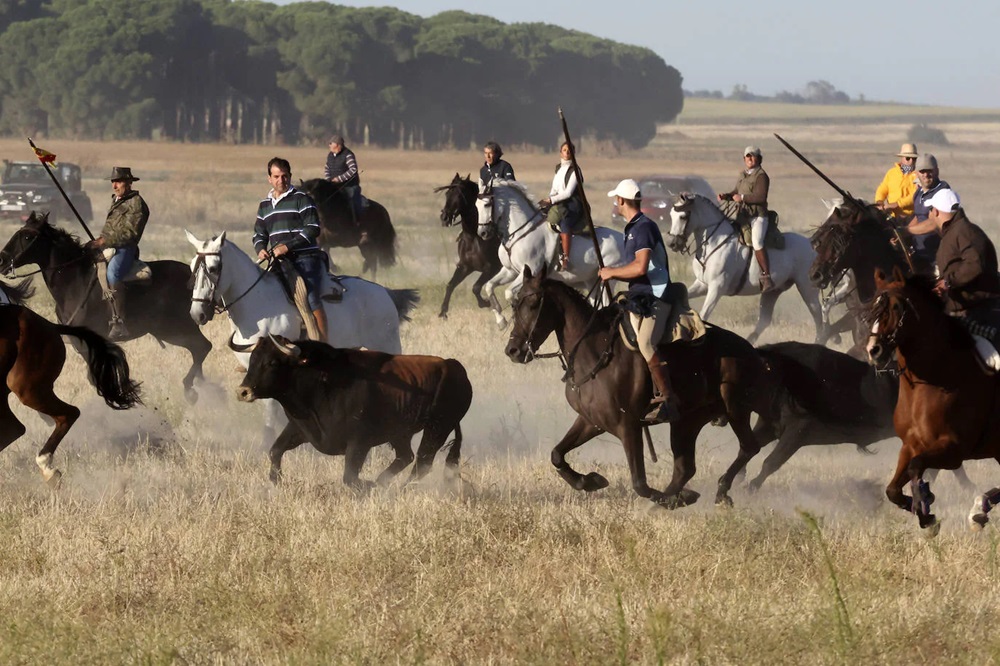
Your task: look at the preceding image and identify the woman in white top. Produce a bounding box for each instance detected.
[540,141,582,271]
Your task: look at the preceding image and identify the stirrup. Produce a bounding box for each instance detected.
[108,318,129,341]
[558,254,571,272]
[643,396,680,424]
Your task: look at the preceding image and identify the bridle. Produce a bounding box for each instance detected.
[2,226,91,278]
[670,197,739,268]
[867,290,916,359]
[478,185,544,249]
[509,291,550,363]
[190,249,271,315]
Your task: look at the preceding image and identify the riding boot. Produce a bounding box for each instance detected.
[312,308,329,343]
[107,289,129,341]
[754,249,775,292]
[645,351,681,423]
[559,233,572,271]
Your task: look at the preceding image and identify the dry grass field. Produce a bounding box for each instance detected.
[2,110,1000,663]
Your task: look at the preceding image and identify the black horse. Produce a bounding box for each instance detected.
[433,173,501,318]
[0,212,211,402]
[809,199,918,358]
[505,266,775,508]
[298,178,397,277]
[749,341,973,491]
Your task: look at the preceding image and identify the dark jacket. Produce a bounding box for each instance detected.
[936,209,1000,312]
[100,189,149,248]
[479,159,515,186]
[324,147,360,186]
[725,168,769,218]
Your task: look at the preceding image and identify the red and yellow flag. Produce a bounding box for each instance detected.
[32,145,57,165]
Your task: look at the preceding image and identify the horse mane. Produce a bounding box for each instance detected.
[0,278,34,305]
[541,277,618,325]
[28,213,85,252]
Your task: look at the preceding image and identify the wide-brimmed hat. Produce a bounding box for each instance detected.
[915,153,938,171]
[896,143,918,158]
[107,166,139,182]
[608,179,641,199]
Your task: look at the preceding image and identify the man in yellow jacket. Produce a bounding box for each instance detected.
[874,143,919,222]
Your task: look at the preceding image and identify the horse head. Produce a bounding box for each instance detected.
[434,173,476,228]
[666,193,698,252]
[186,229,227,326]
[505,264,555,363]
[0,211,70,275]
[865,266,919,368]
[810,198,894,291]
[476,182,497,241]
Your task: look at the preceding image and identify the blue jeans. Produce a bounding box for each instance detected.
[280,253,326,310]
[107,244,139,287]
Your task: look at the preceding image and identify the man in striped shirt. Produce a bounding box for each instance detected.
[254,157,328,341]
[324,135,362,227]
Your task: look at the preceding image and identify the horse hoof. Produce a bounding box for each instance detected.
[969,495,989,531]
[579,472,609,492]
[45,469,63,488]
[438,312,448,320]
[677,488,701,506]
[184,386,199,405]
[715,493,734,508]
[919,515,942,538]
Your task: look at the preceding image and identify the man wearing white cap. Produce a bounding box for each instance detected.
[875,143,919,221]
[598,179,678,423]
[717,146,773,291]
[927,188,1000,314]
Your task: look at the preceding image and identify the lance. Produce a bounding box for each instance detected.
[559,108,657,463]
[558,108,612,304]
[773,133,866,210]
[27,138,95,240]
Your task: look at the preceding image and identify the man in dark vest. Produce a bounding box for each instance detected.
[324,134,362,228]
[717,146,773,292]
[479,141,515,188]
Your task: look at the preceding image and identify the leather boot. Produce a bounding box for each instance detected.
[108,289,129,340]
[312,308,329,343]
[558,233,572,271]
[645,351,680,423]
[754,249,775,292]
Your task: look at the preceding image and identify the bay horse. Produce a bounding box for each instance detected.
[0,212,211,403]
[866,267,1000,534]
[0,280,141,483]
[666,193,825,345]
[809,198,922,358]
[433,173,501,318]
[298,178,397,277]
[504,266,775,508]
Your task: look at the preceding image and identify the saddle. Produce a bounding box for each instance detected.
[617,284,707,351]
[735,210,785,250]
[96,248,151,296]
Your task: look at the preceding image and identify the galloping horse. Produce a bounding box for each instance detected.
[504,266,775,508]
[810,198,920,358]
[298,178,397,277]
[185,231,419,444]
[0,280,141,483]
[866,268,1000,534]
[434,173,501,318]
[667,193,825,344]
[477,179,624,329]
[0,212,211,402]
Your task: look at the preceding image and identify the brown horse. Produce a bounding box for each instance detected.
[298,178,397,277]
[866,267,1000,533]
[0,281,141,483]
[504,266,775,508]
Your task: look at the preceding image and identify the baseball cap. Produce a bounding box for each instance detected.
[744,145,762,157]
[915,153,938,171]
[608,179,641,199]
[924,188,960,213]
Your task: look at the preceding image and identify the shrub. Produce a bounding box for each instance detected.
[908,123,949,146]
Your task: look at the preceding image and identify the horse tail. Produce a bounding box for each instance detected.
[1,278,34,305]
[365,202,397,268]
[387,288,420,322]
[55,324,142,410]
[445,422,462,467]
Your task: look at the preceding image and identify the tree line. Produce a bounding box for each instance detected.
[0,0,684,149]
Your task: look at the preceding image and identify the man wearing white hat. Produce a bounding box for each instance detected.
[927,188,1000,314]
[717,145,773,291]
[599,179,678,423]
[875,143,920,222]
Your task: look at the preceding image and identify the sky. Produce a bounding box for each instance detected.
[271,0,1000,109]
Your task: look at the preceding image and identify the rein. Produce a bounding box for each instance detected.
[3,228,91,278]
[672,200,740,270]
[191,250,272,314]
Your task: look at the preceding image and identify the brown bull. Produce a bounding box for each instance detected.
[232,335,472,487]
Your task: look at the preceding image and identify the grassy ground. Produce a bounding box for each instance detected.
[1,120,1000,662]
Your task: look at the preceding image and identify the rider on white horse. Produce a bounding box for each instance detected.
[599,179,679,423]
[253,157,328,341]
[717,146,774,292]
[539,141,584,272]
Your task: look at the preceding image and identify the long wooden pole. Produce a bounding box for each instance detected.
[27,138,94,240]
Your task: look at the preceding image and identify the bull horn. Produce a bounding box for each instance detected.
[268,334,301,358]
[228,333,259,353]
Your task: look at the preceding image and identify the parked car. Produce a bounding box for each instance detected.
[611,174,716,225]
[0,160,93,222]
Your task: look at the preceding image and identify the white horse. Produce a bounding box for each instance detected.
[666,193,825,344]
[476,179,624,328]
[185,230,419,442]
